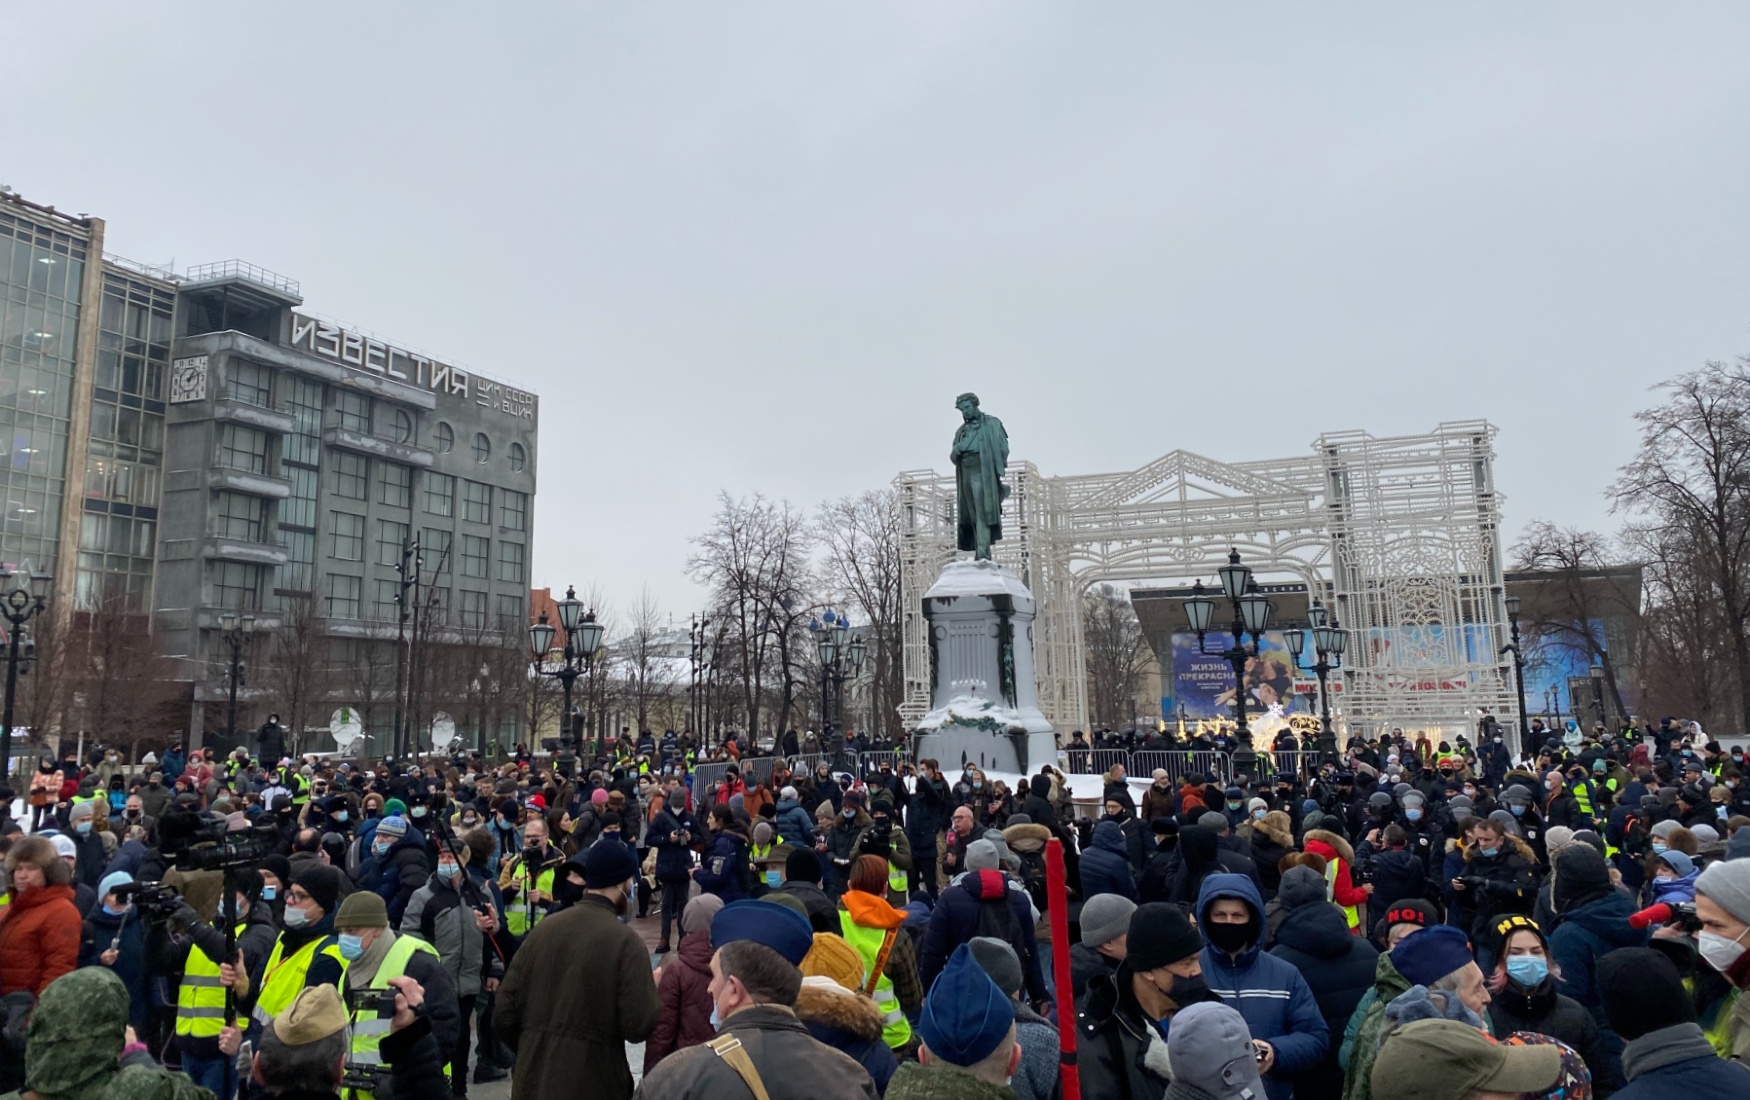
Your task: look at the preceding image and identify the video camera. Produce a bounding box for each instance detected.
[113,881,184,920]
[160,810,280,873]
[339,985,398,1092]
[1629,901,1701,933]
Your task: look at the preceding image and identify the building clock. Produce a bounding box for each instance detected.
[170,355,209,403]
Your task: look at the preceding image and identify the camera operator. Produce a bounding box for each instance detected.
[332,891,460,1100]
[497,810,564,938]
[165,870,278,1096]
[241,866,349,1027]
[78,871,151,1033]
[221,980,451,1100]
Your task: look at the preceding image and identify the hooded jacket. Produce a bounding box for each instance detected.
[1196,874,1330,1100]
[399,869,503,996]
[1547,889,1648,1018]
[1268,899,1379,1098]
[1612,1022,1750,1100]
[12,968,208,1100]
[1303,830,1369,924]
[793,977,899,1095]
[78,903,149,1032]
[1080,821,1138,902]
[773,797,816,850]
[357,826,432,926]
[643,926,716,1072]
[693,820,751,902]
[1076,959,1179,1100]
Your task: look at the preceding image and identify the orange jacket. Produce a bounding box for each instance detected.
[0,884,82,996]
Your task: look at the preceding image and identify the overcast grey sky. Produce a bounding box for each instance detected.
[9,4,1750,618]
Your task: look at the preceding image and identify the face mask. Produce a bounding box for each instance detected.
[496,819,513,831]
[1464,788,1477,798]
[75,821,92,835]
[103,903,127,917]
[1494,737,1503,744]
[411,806,428,818]
[1226,802,1242,811]
[125,810,140,819]
[282,906,310,929]
[1406,808,1423,822]
[1477,846,1499,859]
[709,1002,722,1030]
[1652,841,1668,854]
[373,840,392,857]
[973,781,983,790]
[1205,920,1255,954]
[1166,972,1210,1005]
[462,815,478,826]
[1506,955,1549,987]
[842,809,856,819]
[338,933,365,960]
[1509,804,1525,817]
[1252,809,1267,821]
[1698,929,1749,974]
[764,870,782,888]
[333,812,348,824]
[261,885,278,901]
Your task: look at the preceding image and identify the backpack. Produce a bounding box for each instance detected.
[1015,848,1051,913]
[974,891,1017,942]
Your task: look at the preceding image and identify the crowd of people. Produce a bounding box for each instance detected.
[0,713,1746,1100]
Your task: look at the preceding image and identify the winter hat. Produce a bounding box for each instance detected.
[1246,797,1268,814]
[1570,829,1606,856]
[982,830,1016,869]
[968,936,1023,998]
[1695,857,1750,926]
[1373,898,1440,943]
[1486,809,1520,837]
[1649,818,1684,840]
[680,893,725,937]
[1166,1002,1267,1100]
[1657,850,1695,878]
[334,891,389,930]
[1542,826,1576,858]
[272,984,350,1047]
[1390,925,1475,987]
[800,933,866,991]
[760,892,810,922]
[1552,845,1612,914]
[261,855,294,888]
[1277,865,1328,911]
[293,864,345,915]
[1598,947,1695,1041]
[918,943,1015,1067]
[97,871,132,902]
[67,802,94,822]
[1080,893,1137,948]
[1301,798,1320,816]
[1127,902,1205,972]
[590,788,609,806]
[965,839,1000,872]
[48,834,76,860]
[780,785,799,801]
[1198,811,1229,832]
[581,837,638,888]
[785,847,823,885]
[711,900,814,967]
[751,822,774,846]
[384,798,407,817]
[1691,823,1721,846]
[375,815,408,840]
[842,789,866,809]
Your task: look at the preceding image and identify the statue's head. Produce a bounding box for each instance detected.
[955,392,980,417]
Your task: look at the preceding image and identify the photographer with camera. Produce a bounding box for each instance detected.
[77,871,151,1033]
[496,809,564,938]
[221,980,450,1100]
[329,891,459,1100]
[164,869,277,1099]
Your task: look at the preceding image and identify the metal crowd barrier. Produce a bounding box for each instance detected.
[787,753,827,776]
[1254,750,1323,781]
[1130,749,1234,785]
[738,756,780,786]
[857,750,909,774]
[1061,748,1136,777]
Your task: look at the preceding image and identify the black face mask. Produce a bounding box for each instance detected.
[1166,971,1211,1005]
[1204,919,1257,954]
[552,877,585,908]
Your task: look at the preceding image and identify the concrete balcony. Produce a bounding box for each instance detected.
[323,427,434,468]
[206,468,292,499]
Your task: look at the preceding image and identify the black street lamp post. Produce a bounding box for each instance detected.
[811,608,866,772]
[1285,598,1349,760]
[218,611,257,752]
[0,561,52,774]
[1183,549,1274,753]
[528,586,603,776]
[1500,592,1531,750]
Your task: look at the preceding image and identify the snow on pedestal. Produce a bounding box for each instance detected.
[913,559,1055,775]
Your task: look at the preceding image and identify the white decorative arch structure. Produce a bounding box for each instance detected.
[896,421,1518,742]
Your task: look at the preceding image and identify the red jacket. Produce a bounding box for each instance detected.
[644,929,716,1071]
[0,884,82,995]
[1303,830,1368,934]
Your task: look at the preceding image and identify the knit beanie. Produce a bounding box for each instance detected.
[1127,902,1204,972]
[1657,850,1695,878]
[375,815,408,840]
[785,847,823,885]
[965,839,999,872]
[1389,925,1475,987]
[800,933,866,991]
[1542,826,1575,858]
[1695,857,1750,926]
[97,871,133,902]
[334,891,389,930]
[293,864,344,915]
[1080,894,1137,948]
[968,936,1024,998]
[1552,845,1611,914]
[1598,948,1694,1041]
[680,893,725,937]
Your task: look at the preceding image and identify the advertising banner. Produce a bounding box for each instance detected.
[1165,630,1306,719]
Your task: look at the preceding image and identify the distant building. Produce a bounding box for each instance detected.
[1,189,539,752]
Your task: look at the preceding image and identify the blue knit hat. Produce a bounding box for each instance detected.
[1390,924,1476,987]
[919,943,1015,1066]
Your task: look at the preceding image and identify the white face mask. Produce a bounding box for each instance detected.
[1698,928,1749,974]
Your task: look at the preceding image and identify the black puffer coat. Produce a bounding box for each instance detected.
[1268,900,1379,1099]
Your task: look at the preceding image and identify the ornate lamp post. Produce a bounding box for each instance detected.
[217,611,257,751]
[1500,591,1531,749]
[1285,598,1349,760]
[528,586,603,773]
[1183,549,1274,749]
[811,608,867,770]
[0,561,52,772]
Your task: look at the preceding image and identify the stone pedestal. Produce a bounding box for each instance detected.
[912,559,1055,775]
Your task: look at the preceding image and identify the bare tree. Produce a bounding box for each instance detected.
[255,596,335,756]
[817,489,904,741]
[340,638,399,753]
[1611,361,1750,729]
[11,608,71,760]
[1508,522,1640,721]
[688,493,817,741]
[65,599,181,754]
[616,585,677,734]
[1083,584,1151,729]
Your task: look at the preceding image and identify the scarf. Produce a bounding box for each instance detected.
[345,929,397,990]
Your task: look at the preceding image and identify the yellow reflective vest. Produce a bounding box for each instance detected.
[343,934,446,1100]
[1324,860,1360,930]
[254,935,348,1025]
[176,923,246,1038]
[838,913,912,1049]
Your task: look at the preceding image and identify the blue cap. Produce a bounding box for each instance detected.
[710,899,813,966]
[919,943,1015,1066]
[1390,924,1476,987]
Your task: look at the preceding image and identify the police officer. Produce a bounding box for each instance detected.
[333,891,461,1100]
[245,865,349,1029]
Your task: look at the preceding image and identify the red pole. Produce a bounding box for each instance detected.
[1045,837,1081,1100]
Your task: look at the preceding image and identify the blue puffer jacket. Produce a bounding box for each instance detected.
[1079,821,1138,902]
[772,798,816,850]
[1197,873,1330,1100]
[1548,890,1648,1019]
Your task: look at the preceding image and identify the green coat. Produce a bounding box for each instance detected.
[2,968,211,1100]
[885,1062,1018,1100]
[1341,951,1413,1100]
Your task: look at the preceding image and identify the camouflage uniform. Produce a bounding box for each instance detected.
[1,967,212,1100]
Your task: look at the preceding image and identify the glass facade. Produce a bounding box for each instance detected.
[1,208,86,572]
